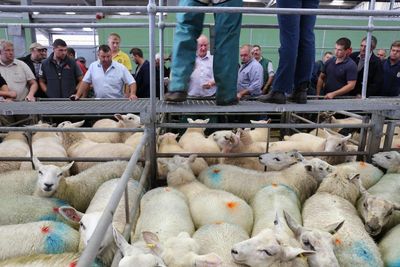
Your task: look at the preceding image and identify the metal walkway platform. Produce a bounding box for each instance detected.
[1,98,400,118]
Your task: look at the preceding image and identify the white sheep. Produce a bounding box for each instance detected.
[372,151,400,173]
[0,253,102,267]
[160,155,254,235]
[132,186,195,242]
[336,161,384,189]
[142,231,223,267]
[247,119,271,142]
[378,223,400,267]
[198,158,334,203]
[157,132,208,177]
[0,221,79,261]
[259,151,304,171]
[58,120,137,173]
[60,178,142,266]
[84,113,141,143]
[303,192,383,267]
[0,131,29,173]
[356,173,400,236]
[193,223,250,267]
[178,118,221,165]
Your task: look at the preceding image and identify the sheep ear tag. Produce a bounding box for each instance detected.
[59,206,83,223]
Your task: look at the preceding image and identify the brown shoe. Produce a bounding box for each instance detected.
[164,91,187,102]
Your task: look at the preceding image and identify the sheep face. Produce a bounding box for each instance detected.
[324,133,351,152]
[359,194,400,236]
[284,211,342,267]
[160,155,197,187]
[231,228,311,267]
[57,120,85,128]
[372,151,400,171]
[259,151,304,171]
[303,158,335,182]
[143,231,222,267]
[115,113,141,128]
[33,157,74,197]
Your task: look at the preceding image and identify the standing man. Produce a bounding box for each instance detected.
[317,37,357,99]
[71,45,137,100]
[188,35,217,97]
[377,49,387,61]
[349,36,383,97]
[19,42,48,98]
[380,41,400,96]
[237,44,264,100]
[0,40,37,101]
[164,0,243,106]
[39,39,83,98]
[309,51,333,95]
[67,47,88,76]
[130,47,150,98]
[259,0,320,104]
[251,44,274,94]
[108,33,132,72]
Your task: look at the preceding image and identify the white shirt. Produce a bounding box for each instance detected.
[188,52,217,97]
[0,59,35,100]
[83,60,135,98]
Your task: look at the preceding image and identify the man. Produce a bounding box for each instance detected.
[237,44,264,100]
[310,51,333,95]
[0,40,37,101]
[188,35,217,97]
[130,47,150,98]
[108,33,132,72]
[39,39,83,98]
[251,44,274,94]
[377,48,387,61]
[0,74,16,101]
[349,36,383,97]
[380,41,400,96]
[317,37,357,99]
[19,42,48,98]
[67,47,87,75]
[155,53,170,98]
[164,0,243,106]
[71,45,137,100]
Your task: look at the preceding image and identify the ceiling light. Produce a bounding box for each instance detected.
[330,0,345,5]
[118,12,131,16]
[82,27,92,31]
[52,28,63,31]
[65,12,76,15]
[32,11,39,15]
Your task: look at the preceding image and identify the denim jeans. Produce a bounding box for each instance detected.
[272,0,320,94]
[170,0,242,104]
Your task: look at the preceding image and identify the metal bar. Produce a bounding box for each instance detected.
[157,151,367,157]
[158,0,165,100]
[383,121,396,150]
[77,131,148,267]
[0,127,144,133]
[357,115,370,161]
[0,156,144,162]
[336,110,365,120]
[366,112,385,160]
[289,113,316,125]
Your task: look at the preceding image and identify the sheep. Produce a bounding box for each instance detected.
[142,231,223,267]
[193,223,250,267]
[0,253,104,267]
[58,120,137,173]
[157,132,208,177]
[0,195,77,228]
[0,221,79,261]
[231,215,312,267]
[378,224,400,267]
[259,151,304,171]
[247,119,271,142]
[113,228,166,267]
[302,192,383,267]
[372,151,400,173]
[132,187,195,242]
[197,158,334,203]
[160,155,254,235]
[60,178,142,266]
[178,118,221,165]
[0,131,29,173]
[84,113,141,143]
[356,173,400,236]
[336,161,384,189]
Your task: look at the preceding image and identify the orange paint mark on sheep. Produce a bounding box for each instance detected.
[335,238,342,245]
[69,261,77,267]
[213,169,220,174]
[41,226,50,234]
[359,161,367,167]
[215,221,223,225]
[226,202,238,209]
[397,144,400,148]
[53,207,59,213]
[271,183,278,188]
[165,187,171,192]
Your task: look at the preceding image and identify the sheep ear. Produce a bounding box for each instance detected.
[187,118,194,123]
[193,253,223,267]
[293,151,304,162]
[58,206,83,223]
[284,210,302,236]
[142,231,163,256]
[173,133,179,139]
[266,118,272,123]
[72,120,85,127]
[348,173,360,182]
[113,227,129,256]
[203,118,210,123]
[325,220,344,235]
[61,161,74,173]
[282,247,315,261]
[32,156,42,170]
[393,202,400,211]
[250,120,256,124]
[188,154,197,163]
[323,128,331,137]
[114,114,123,121]
[343,134,352,142]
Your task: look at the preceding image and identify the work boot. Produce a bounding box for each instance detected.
[164,91,187,102]
[258,91,286,104]
[289,82,309,104]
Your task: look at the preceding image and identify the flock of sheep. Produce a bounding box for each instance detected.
[0,113,399,267]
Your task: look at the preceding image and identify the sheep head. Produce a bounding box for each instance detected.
[303,158,335,183]
[158,155,197,187]
[186,118,209,134]
[259,151,304,171]
[114,113,141,128]
[323,131,351,152]
[372,151,400,172]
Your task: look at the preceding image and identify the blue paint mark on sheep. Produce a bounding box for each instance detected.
[387,259,400,267]
[52,198,69,206]
[39,214,58,222]
[352,241,378,267]
[209,168,222,185]
[43,222,71,254]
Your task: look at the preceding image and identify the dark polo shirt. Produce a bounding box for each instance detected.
[381,59,400,96]
[322,57,357,95]
[39,53,82,98]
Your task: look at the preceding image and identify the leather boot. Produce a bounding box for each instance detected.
[289,82,309,104]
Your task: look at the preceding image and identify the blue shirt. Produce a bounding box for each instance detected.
[237,58,263,96]
[381,59,400,96]
[83,60,135,98]
[323,57,357,95]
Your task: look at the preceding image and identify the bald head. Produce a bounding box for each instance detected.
[240,44,253,64]
[197,35,209,58]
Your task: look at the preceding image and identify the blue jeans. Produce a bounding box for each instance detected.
[170,0,242,104]
[272,0,319,94]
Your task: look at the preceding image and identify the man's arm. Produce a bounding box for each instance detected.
[71,81,91,100]
[324,80,356,99]
[0,84,17,99]
[263,75,274,94]
[39,78,47,93]
[127,82,137,100]
[25,79,38,101]
[316,72,326,96]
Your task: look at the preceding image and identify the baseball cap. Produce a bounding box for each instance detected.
[29,42,46,50]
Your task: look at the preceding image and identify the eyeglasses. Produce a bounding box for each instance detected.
[37,48,47,52]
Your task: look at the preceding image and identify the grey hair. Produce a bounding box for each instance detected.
[0,40,13,51]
